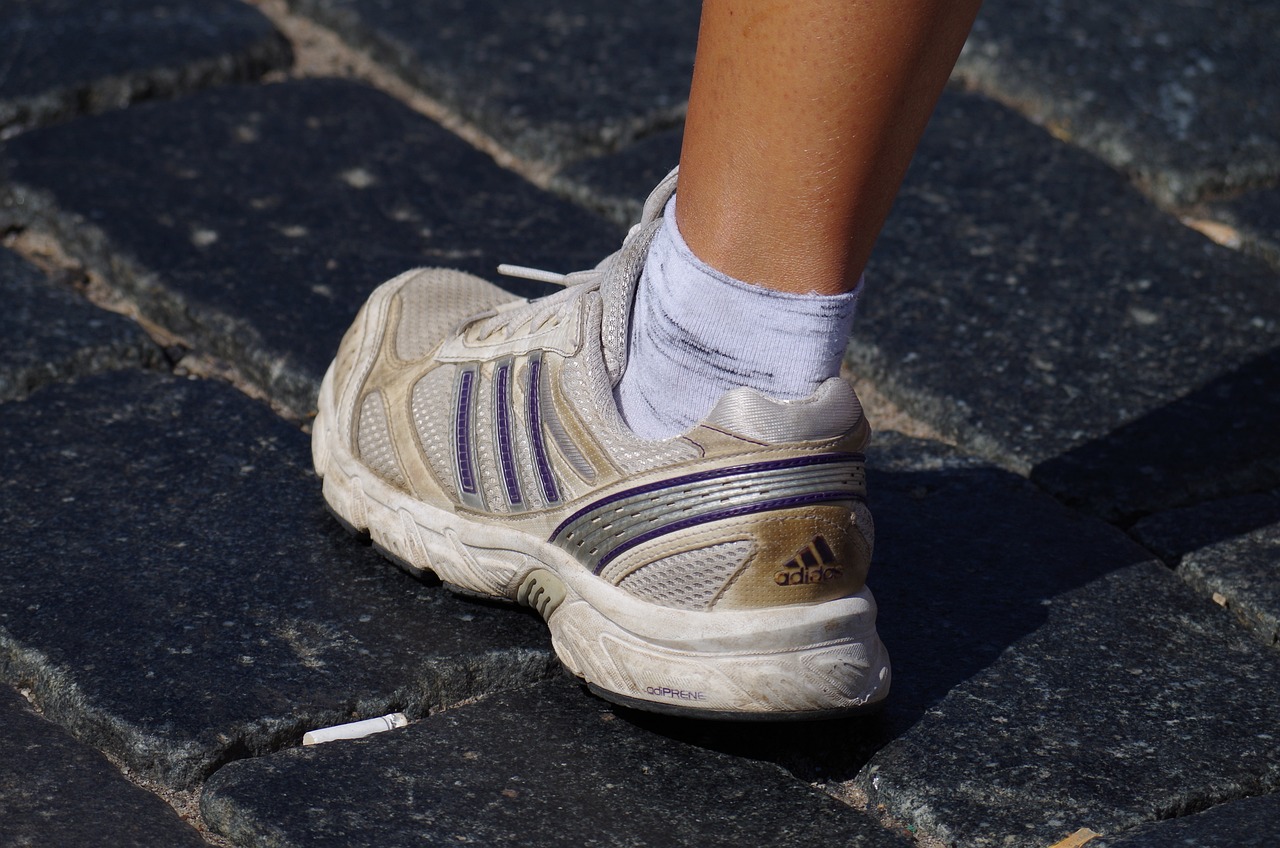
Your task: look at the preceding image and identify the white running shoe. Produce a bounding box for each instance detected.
[312,170,890,719]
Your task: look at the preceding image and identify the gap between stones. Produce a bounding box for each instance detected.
[4,626,561,848]
[242,0,557,188]
[240,0,699,194]
[0,226,302,425]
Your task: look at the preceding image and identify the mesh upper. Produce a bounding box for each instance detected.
[356,390,407,489]
[411,366,460,499]
[395,270,520,361]
[618,541,755,610]
[599,219,662,384]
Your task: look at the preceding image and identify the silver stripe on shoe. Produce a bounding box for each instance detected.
[492,357,523,507]
[549,453,865,574]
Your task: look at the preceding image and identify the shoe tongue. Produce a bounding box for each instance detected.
[599,168,679,385]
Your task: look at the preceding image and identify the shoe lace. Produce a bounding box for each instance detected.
[472,254,610,342]
[496,264,572,286]
[481,220,642,341]
[495,221,641,287]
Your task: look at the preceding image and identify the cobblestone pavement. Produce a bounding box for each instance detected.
[2,2,1278,846]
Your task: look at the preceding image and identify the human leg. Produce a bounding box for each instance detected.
[615,0,983,439]
[678,0,985,295]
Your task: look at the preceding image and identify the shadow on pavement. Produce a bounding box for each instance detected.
[1032,345,1280,526]
[614,439,1155,783]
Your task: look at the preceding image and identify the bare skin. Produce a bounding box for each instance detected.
[676,0,984,295]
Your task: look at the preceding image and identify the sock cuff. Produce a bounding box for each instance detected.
[615,196,865,437]
[663,195,865,306]
[654,196,860,388]
[633,200,859,400]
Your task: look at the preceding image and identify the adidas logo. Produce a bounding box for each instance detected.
[774,536,843,586]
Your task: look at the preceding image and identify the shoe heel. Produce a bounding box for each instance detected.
[545,575,890,720]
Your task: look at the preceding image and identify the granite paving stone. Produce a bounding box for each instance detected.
[1132,492,1280,648]
[0,0,291,134]
[1179,532,1280,649]
[1090,792,1280,847]
[0,247,162,402]
[852,551,1280,846]
[552,126,685,228]
[849,90,1280,521]
[0,78,620,414]
[954,0,1280,205]
[0,370,557,790]
[201,678,911,848]
[284,0,699,164]
[1129,489,1280,567]
[0,683,210,848]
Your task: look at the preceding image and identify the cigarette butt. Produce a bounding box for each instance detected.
[1047,828,1101,848]
[1180,218,1243,250]
[302,712,408,746]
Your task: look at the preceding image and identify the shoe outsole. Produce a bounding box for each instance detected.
[313,360,891,721]
[584,682,886,722]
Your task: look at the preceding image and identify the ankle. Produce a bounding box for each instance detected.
[615,197,860,439]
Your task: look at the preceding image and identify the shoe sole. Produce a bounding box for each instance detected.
[313,359,890,721]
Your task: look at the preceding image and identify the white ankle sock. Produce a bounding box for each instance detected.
[615,196,861,439]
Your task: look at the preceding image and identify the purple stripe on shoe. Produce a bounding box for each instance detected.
[592,491,864,574]
[455,369,477,495]
[548,453,863,542]
[495,362,522,505]
[527,356,560,503]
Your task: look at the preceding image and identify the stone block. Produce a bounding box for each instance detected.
[0,370,557,789]
[285,0,698,163]
[0,247,161,402]
[202,679,910,848]
[849,91,1280,521]
[853,482,1280,848]
[1091,792,1280,847]
[0,79,620,414]
[0,683,207,848]
[0,0,291,133]
[955,0,1280,204]
[1132,492,1280,648]
[553,126,684,228]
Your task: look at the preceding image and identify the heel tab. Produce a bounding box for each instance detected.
[704,379,864,443]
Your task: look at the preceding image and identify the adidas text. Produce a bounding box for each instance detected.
[775,536,843,586]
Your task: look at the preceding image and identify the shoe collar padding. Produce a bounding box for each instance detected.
[598,167,680,386]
